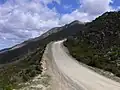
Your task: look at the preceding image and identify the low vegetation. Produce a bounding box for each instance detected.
[64,11,120,77]
[0,21,84,89]
[0,46,45,89]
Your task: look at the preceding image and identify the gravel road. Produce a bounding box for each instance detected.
[44,40,120,90]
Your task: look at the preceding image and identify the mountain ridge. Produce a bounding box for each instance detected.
[0,20,83,54]
[0,20,84,64]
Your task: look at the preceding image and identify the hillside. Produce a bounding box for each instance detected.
[64,11,120,77]
[0,21,84,89]
[0,20,84,64]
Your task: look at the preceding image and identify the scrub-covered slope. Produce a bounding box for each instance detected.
[64,11,120,77]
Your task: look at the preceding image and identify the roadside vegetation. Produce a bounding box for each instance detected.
[0,21,84,90]
[0,46,45,89]
[64,11,120,77]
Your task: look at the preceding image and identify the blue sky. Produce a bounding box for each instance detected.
[0,0,119,14]
[47,0,80,14]
[112,0,120,7]
[0,0,120,49]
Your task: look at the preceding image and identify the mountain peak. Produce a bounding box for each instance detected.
[69,20,84,26]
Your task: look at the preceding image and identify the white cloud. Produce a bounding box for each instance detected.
[63,5,72,9]
[80,0,114,15]
[60,10,90,25]
[60,0,116,25]
[0,0,61,49]
[0,0,118,49]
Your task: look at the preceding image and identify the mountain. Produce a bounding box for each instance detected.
[0,20,84,64]
[64,11,120,77]
[0,48,9,54]
[0,20,85,64]
[1,11,120,89]
[0,20,84,89]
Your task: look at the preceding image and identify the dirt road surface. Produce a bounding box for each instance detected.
[43,40,120,90]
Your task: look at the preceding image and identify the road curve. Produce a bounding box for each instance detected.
[43,40,120,90]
